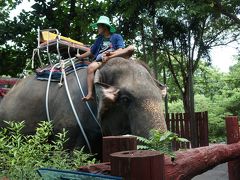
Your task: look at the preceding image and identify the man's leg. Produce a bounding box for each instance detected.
[82,61,102,101]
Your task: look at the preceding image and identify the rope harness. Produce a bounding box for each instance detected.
[29,28,102,153]
[45,58,102,153]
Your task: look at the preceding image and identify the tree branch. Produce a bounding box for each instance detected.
[165,49,184,96]
[214,0,240,26]
[165,142,240,179]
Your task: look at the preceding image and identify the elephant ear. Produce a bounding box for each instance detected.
[154,79,167,98]
[94,82,120,119]
[94,70,120,103]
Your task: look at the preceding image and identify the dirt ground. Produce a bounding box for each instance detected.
[192,163,228,180]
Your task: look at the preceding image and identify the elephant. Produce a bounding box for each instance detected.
[0,57,167,157]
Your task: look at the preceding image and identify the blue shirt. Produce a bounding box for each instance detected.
[90,33,125,59]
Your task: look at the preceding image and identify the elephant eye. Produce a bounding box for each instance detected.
[119,95,131,105]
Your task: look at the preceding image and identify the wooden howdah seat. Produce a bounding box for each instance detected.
[30,28,92,81]
[31,28,90,68]
[38,29,90,58]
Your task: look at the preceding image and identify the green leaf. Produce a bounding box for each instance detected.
[176,137,190,143]
[136,136,151,145]
[159,131,174,142]
[137,145,150,150]
[0,121,96,179]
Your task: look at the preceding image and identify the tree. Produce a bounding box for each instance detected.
[0,0,108,76]
[0,0,28,76]
[153,0,239,146]
[157,0,239,111]
[108,0,239,114]
[194,61,227,99]
[211,0,240,26]
[109,1,170,78]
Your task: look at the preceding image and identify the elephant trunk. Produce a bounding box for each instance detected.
[130,99,167,137]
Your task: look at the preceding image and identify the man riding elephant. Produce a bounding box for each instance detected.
[76,16,134,101]
[0,16,167,157]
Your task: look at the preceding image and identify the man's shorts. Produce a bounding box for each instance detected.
[95,49,114,62]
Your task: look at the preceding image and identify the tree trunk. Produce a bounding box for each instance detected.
[188,59,197,148]
[152,7,158,79]
[63,0,76,36]
[79,142,240,179]
[165,142,240,180]
[111,150,165,180]
[214,1,240,26]
[183,85,190,114]
[140,21,147,63]
[163,66,168,115]
[182,76,198,148]
[102,136,137,162]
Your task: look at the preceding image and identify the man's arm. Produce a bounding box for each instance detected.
[76,50,92,60]
[103,45,135,62]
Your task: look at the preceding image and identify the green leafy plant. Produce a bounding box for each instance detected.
[137,130,189,158]
[0,121,96,179]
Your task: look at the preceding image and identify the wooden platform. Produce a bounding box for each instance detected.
[38,30,90,58]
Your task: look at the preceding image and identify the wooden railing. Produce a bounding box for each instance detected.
[166,111,209,150]
[0,78,18,97]
[79,116,239,180]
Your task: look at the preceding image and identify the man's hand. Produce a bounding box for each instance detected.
[102,52,111,62]
[76,53,82,60]
[102,55,110,63]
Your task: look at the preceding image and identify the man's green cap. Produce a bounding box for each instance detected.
[91,16,116,33]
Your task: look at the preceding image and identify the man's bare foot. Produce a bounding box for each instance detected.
[82,94,94,101]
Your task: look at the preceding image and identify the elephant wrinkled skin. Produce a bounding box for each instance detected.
[0,57,167,156]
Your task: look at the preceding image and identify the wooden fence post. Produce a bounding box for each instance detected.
[111,150,165,180]
[203,111,209,146]
[102,136,137,162]
[226,116,240,180]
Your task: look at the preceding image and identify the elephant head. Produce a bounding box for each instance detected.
[94,57,167,137]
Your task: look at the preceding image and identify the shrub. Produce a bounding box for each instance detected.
[136,130,189,158]
[168,94,227,143]
[0,121,96,179]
